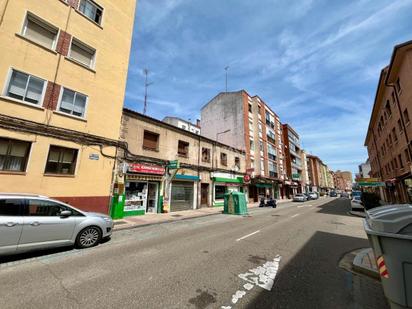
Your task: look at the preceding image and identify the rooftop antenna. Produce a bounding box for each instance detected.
[224,66,229,92]
[143,68,153,115]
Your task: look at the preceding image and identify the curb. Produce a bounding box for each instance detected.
[348,210,366,218]
[352,248,380,280]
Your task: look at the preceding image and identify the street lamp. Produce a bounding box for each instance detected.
[216,129,230,142]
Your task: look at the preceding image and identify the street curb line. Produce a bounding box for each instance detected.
[348,211,366,218]
[352,248,380,280]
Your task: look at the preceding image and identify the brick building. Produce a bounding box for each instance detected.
[365,40,412,204]
[282,124,303,196]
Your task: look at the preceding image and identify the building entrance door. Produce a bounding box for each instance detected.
[147,182,158,213]
[201,183,209,207]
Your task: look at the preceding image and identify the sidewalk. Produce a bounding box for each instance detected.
[353,248,379,279]
[113,199,292,231]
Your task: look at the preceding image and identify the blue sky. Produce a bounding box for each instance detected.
[124,0,412,175]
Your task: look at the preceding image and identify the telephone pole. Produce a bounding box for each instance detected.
[143,68,153,115]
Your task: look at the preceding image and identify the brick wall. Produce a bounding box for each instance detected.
[56,31,72,56]
[43,82,61,110]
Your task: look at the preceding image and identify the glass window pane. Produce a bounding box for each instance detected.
[0,140,8,155]
[25,76,44,104]
[9,142,28,157]
[61,150,74,163]
[0,199,22,216]
[60,89,75,112]
[8,71,28,100]
[28,200,66,216]
[70,41,94,66]
[73,93,86,116]
[48,148,60,162]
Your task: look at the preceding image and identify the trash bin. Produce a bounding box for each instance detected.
[363,204,412,309]
[223,192,248,215]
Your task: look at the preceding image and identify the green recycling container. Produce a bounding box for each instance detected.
[224,192,248,215]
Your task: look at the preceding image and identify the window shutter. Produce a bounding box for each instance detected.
[143,132,158,150]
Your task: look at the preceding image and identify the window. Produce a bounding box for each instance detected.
[396,78,402,93]
[267,130,276,144]
[5,69,46,105]
[215,185,226,200]
[248,104,252,113]
[0,199,23,216]
[58,88,87,118]
[392,128,397,142]
[22,13,58,49]
[404,109,410,124]
[202,147,210,163]
[267,143,276,161]
[249,139,254,150]
[69,38,96,68]
[394,158,398,169]
[142,130,159,151]
[392,92,396,105]
[181,125,187,130]
[389,134,393,145]
[405,149,411,162]
[385,101,392,117]
[177,140,189,157]
[398,119,403,132]
[220,152,227,166]
[26,199,82,216]
[45,146,78,175]
[258,105,261,114]
[259,140,264,152]
[79,0,103,25]
[0,138,31,172]
[235,157,240,169]
[398,154,404,169]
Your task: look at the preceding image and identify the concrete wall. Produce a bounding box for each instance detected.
[200,91,246,151]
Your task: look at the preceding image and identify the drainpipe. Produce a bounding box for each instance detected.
[0,0,10,27]
[197,134,201,209]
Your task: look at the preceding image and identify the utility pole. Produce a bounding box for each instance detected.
[224,66,229,92]
[143,68,153,115]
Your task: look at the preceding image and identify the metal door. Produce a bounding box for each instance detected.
[171,181,194,212]
[201,183,209,206]
[0,198,24,254]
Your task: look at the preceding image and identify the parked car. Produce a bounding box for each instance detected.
[329,191,337,197]
[341,192,350,198]
[351,195,364,210]
[303,193,312,200]
[308,192,319,199]
[0,194,113,256]
[293,194,307,202]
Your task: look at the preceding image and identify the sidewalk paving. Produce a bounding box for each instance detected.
[353,248,379,279]
[113,199,292,231]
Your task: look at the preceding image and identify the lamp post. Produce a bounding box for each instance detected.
[216,129,230,142]
[212,129,231,171]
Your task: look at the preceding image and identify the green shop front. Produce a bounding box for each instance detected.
[123,163,164,217]
[212,172,246,206]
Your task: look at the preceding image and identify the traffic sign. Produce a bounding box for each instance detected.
[167,160,180,169]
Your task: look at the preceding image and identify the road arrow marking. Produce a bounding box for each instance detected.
[291,214,300,218]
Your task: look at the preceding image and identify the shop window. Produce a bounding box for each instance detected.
[235,157,240,169]
[142,130,159,151]
[5,69,46,105]
[202,147,210,163]
[215,185,226,200]
[79,0,103,25]
[45,145,78,175]
[0,138,31,172]
[177,140,189,157]
[22,13,58,50]
[220,152,227,166]
[404,109,410,124]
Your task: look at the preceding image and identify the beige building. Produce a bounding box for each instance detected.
[115,109,247,217]
[0,0,136,213]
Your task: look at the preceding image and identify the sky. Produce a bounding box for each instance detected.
[124,0,412,175]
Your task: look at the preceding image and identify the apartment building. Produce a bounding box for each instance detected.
[333,171,353,192]
[162,116,201,135]
[0,0,136,213]
[112,109,247,218]
[358,159,371,179]
[200,90,286,202]
[282,124,303,197]
[300,149,310,192]
[365,40,412,204]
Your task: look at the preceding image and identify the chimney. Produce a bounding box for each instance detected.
[196,119,201,128]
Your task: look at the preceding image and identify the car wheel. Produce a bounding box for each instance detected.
[76,226,102,249]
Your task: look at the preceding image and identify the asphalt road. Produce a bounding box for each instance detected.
[0,197,388,309]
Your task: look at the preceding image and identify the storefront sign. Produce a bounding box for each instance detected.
[244,174,251,183]
[356,177,381,183]
[167,160,180,169]
[358,182,385,187]
[128,163,165,175]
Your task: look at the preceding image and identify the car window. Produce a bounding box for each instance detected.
[0,199,23,216]
[26,199,69,216]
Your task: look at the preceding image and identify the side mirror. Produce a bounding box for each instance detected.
[60,210,72,217]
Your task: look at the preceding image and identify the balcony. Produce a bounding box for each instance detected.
[291,161,302,170]
[269,171,278,178]
[292,173,301,181]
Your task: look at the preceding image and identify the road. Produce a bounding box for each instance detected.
[0,197,388,308]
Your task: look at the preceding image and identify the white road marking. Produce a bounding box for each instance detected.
[236,230,260,242]
[297,205,305,208]
[222,255,282,308]
[291,214,300,218]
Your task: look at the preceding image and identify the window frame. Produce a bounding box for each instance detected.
[201,147,211,163]
[0,137,32,173]
[3,68,47,106]
[142,130,159,152]
[177,140,189,158]
[21,12,59,51]
[78,0,104,26]
[68,37,97,69]
[220,152,228,166]
[44,145,79,175]
[56,87,88,119]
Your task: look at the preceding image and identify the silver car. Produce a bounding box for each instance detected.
[0,194,113,256]
[293,194,307,202]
